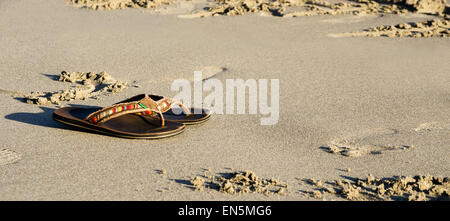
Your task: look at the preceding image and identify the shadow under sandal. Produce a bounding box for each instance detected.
[53,95,185,139]
[118,94,211,125]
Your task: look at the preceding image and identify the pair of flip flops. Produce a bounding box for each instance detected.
[53,94,210,139]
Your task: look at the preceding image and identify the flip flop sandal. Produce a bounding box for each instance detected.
[117,94,211,125]
[53,95,185,139]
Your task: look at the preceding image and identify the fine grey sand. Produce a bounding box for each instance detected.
[0,0,449,200]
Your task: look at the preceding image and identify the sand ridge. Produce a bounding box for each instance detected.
[21,71,127,105]
[284,0,412,17]
[187,169,289,196]
[66,0,173,10]
[332,17,450,37]
[66,0,446,16]
[178,169,449,200]
[302,174,450,201]
[65,0,450,38]
[179,0,446,17]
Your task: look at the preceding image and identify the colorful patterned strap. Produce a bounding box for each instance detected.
[154,96,192,116]
[85,100,164,126]
[84,94,192,125]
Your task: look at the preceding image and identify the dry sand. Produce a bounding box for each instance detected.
[188,170,289,195]
[66,0,173,10]
[301,174,449,201]
[21,71,128,105]
[0,0,449,200]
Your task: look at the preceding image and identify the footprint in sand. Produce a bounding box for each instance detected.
[414,122,450,132]
[0,149,21,166]
[322,128,413,157]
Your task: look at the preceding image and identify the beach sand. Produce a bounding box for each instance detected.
[0,0,449,200]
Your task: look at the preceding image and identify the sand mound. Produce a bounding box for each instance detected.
[201,0,303,17]
[304,175,450,201]
[334,18,450,37]
[23,71,127,105]
[396,0,446,14]
[285,0,412,17]
[66,0,172,10]
[67,0,448,17]
[188,170,288,196]
[182,169,449,201]
[185,0,425,18]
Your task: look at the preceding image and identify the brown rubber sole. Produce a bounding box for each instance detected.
[162,108,211,125]
[53,107,185,139]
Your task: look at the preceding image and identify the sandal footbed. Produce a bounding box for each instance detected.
[53,107,185,139]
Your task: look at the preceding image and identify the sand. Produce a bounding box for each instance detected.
[66,0,173,10]
[0,149,22,166]
[21,71,128,105]
[332,18,450,37]
[301,174,449,201]
[181,169,448,200]
[0,0,449,201]
[189,170,288,195]
[322,128,415,157]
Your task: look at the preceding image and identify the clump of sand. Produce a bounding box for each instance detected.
[66,0,172,10]
[157,169,167,175]
[181,0,447,18]
[285,0,414,17]
[335,18,450,37]
[184,0,420,18]
[382,0,447,14]
[23,71,127,105]
[68,0,449,22]
[204,0,303,17]
[304,175,449,201]
[191,176,206,191]
[180,0,295,18]
[189,170,288,196]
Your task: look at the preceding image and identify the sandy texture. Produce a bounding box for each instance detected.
[181,0,450,38]
[0,0,449,201]
[333,18,450,37]
[302,174,449,201]
[177,169,449,200]
[376,0,447,13]
[181,0,446,18]
[414,121,450,131]
[405,0,446,14]
[0,149,22,166]
[188,170,288,195]
[66,0,450,38]
[322,128,414,157]
[284,0,412,17]
[67,0,173,10]
[22,71,127,105]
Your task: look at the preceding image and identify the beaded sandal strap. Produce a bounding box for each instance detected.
[85,101,165,126]
[154,96,192,116]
